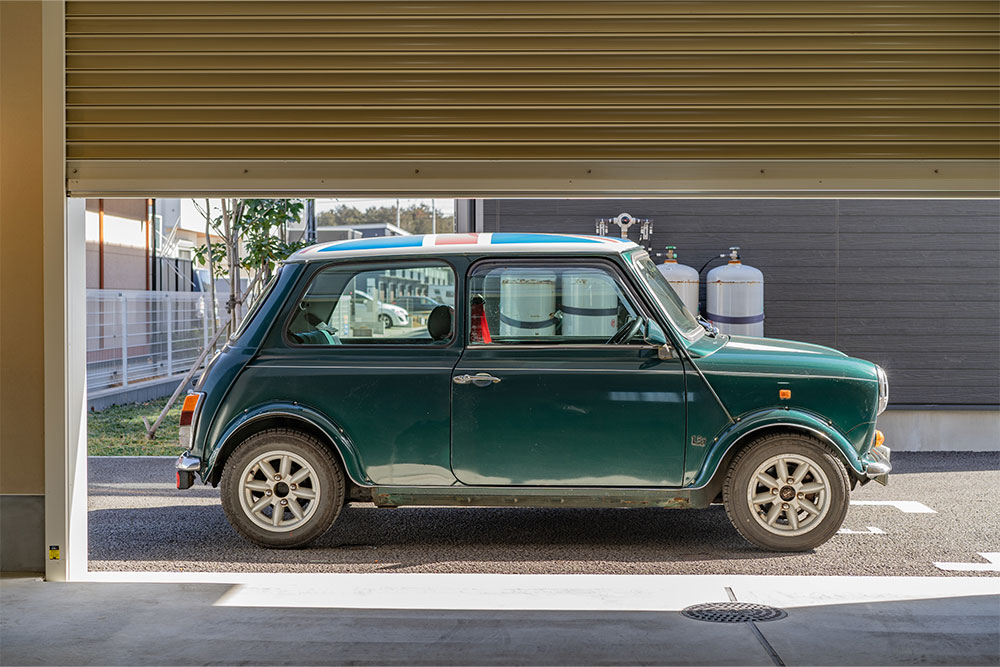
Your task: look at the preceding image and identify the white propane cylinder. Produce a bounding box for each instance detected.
[561,270,619,338]
[706,247,764,337]
[499,269,557,337]
[656,246,699,316]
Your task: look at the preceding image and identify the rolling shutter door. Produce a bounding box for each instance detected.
[66,1,999,197]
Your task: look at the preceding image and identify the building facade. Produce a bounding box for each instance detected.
[483,198,1000,417]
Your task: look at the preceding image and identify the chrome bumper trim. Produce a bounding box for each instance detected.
[865,446,891,486]
[176,453,202,472]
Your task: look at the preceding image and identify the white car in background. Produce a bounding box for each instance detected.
[352,290,409,328]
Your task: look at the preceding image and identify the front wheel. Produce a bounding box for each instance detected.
[378,313,393,328]
[723,432,850,551]
[220,429,345,548]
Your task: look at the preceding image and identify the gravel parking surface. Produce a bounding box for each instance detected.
[89,452,999,576]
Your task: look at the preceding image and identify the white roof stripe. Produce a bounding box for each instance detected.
[288,232,640,262]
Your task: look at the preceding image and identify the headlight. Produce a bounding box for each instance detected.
[875,365,889,416]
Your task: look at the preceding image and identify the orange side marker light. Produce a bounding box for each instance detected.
[873,430,885,448]
[779,389,791,400]
[179,393,201,426]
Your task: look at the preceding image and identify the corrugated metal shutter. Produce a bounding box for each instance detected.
[65,1,1000,197]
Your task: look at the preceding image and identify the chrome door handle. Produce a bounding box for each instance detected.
[453,372,502,387]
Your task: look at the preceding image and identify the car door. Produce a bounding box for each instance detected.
[251,259,461,486]
[451,258,687,487]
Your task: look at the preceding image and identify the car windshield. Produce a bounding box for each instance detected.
[626,250,703,342]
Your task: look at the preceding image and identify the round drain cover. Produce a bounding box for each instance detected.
[681,602,787,623]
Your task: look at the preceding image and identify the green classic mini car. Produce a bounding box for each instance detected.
[175,233,891,551]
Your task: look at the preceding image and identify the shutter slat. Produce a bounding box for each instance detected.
[67,107,1000,124]
[67,36,1000,60]
[68,142,998,161]
[64,1,1000,18]
[68,124,998,144]
[64,16,1000,36]
[65,53,1000,69]
[67,88,1000,107]
[66,70,1000,89]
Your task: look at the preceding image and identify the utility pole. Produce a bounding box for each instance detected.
[432,198,436,234]
[305,198,317,244]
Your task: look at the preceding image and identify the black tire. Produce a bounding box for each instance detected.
[220,428,345,548]
[723,431,850,552]
[379,313,393,328]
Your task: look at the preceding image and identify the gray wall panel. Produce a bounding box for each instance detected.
[0,495,44,573]
[485,198,1000,406]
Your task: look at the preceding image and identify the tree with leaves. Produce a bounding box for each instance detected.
[194,198,307,329]
[317,202,455,234]
[147,198,309,439]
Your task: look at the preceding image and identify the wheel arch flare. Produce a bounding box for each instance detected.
[692,408,866,491]
[205,402,368,487]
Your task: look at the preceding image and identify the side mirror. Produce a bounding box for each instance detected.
[644,319,675,360]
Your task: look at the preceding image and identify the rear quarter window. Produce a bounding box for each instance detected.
[286,261,456,346]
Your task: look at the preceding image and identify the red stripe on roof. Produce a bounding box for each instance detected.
[434,233,480,245]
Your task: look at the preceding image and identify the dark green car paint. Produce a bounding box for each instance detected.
[686,335,880,485]
[452,344,687,486]
[190,246,885,507]
[205,401,369,486]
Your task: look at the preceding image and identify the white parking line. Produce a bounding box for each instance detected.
[850,500,936,513]
[934,553,1000,572]
[838,526,886,535]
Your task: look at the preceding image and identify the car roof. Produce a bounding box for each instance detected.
[287,232,639,263]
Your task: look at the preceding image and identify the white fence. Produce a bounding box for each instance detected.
[86,290,228,394]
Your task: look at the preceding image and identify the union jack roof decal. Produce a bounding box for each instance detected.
[289,233,636,262]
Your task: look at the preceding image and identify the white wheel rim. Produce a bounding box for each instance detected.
[238,449,322,533]
[746,453,831,537]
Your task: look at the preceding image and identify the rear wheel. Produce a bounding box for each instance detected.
[220,429,345,548]
[723,432,849,551]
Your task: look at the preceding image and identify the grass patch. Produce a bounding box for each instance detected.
[88,397,183,456]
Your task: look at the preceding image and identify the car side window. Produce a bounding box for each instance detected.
[287,262,456,345]
[468,261,641,345]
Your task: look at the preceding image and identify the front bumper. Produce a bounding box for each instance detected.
[864,445,891,486]
[176,452,202,490]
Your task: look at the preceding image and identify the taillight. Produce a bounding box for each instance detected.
[178,392,204,451]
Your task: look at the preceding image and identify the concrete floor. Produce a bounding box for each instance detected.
[2,573,998,665]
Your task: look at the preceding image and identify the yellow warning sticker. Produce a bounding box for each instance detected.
[48,545,60,560]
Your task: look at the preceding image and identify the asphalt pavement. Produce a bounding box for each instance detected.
[88,452,999,576]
